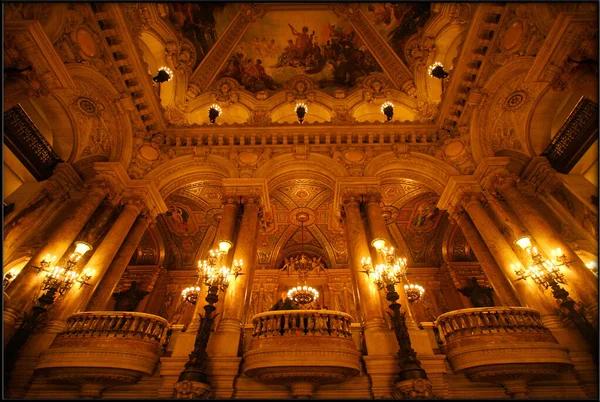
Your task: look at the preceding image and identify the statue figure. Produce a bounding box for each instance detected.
[113,281,149,312]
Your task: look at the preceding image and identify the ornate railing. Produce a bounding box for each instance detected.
[435,307,549,343]
[433,307,572,393]
[36,312,170,398]
[4,104,62,181]
[244,310,361,398]
[251,310,353,338]
[60,312,169,345]
[542,96,599,174]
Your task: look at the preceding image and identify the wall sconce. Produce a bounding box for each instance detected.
[208,104,222,124]
[513,236,598,362]
[404,283,425,303]
[153,66,173,83]
[428,62,448,79]
[3,268,20,290]
[295,103,307,124]
[5,241,94,381]
[381,101,394,121]
[586,261,598,276]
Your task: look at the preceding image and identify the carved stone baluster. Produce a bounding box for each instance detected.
[307,313,315,336]
[284,313,291,336]
[290,313,297,335]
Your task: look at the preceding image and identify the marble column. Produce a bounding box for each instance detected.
[453,210,522,306]
[51,198,144,322]
[497,178,598,313]
[5,184,109,314]
[343,196,396,355]
[461,195,554,314]
[3,164,81,263]
[85,212,153,311]
[212,198,260,355]
[188,199,239,331]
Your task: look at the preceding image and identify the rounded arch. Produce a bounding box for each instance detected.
[365,152,460,195]
[4,77,78,163]
[255,153,349,181]
[65,64,133,168]
[527,69,599,157]
[470,57,535,163]
[144,155,238,197]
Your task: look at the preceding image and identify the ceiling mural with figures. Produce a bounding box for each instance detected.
[217,9,384,93]
[362,3,433,65]
[166,3,240,70]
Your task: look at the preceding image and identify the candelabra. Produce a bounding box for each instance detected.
[208,104,222,124]
[362,239,431,396]
[286,217,320,307]
[381,101,394,121]
[175,240,242,397]
[514,236,598,362]
[4,241,93,389]
[153,66,173,83]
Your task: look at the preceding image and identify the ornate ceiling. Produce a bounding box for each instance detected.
[4,2,597,272]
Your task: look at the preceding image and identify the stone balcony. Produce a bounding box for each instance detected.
[35,312,169,398]
[435,307,573,397]
[243,309,362,398]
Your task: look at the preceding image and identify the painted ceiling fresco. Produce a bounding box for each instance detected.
[166,3,240,70]
[217,9,383,93]
[386,191,445,265]
[362,2,432,65]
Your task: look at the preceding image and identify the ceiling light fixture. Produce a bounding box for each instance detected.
[153,66,173,83]
[381,101,394,121]
[287,216,319,307]
[295,103,307,124]
[209,104,222,124]
[428,62,448,79]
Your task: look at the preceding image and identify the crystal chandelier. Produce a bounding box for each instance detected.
[287,216,319,306]
[362,239,424,302]
[182,240,243,306]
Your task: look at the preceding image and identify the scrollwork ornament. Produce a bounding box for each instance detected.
[172,380,212,399]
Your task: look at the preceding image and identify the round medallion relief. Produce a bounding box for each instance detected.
[502,20,524,51]
[238,151,259,165]
[77,97,97,115]
[443,140,465,157]
[343,150,364,163]
[76,28,98,58]
[138,144,160,161]
[505,91,527,110]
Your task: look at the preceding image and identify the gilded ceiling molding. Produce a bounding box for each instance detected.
[187,4,267,98]
[469,57,538,163]
[66,63,135,168]
[437,4,506,132]
[5,20,76,92]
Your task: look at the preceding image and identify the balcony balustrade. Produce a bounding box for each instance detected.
[435,307,573,397]
[244,309,361,398]
[35,312,169,398]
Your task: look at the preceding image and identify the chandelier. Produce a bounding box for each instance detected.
[512,236,598,362]
[362,239,424,302]
[287,215,319,306]
[33,241,94,296]
[182,240,243,306]
[512,237,568,290]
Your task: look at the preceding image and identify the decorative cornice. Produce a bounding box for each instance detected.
[4,20,76,90]
[222,178,271,216]
[333,177,381,216]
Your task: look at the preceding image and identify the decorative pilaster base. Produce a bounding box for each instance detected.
[394,377,434,399]
[172,380,212,399]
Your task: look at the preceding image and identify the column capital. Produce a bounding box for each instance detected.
[43,163,84,201]
[222,178,270,215]
[520,156,561,197]
[472,157,520,194]
[334,177,381,214]
[437,176,482,212]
